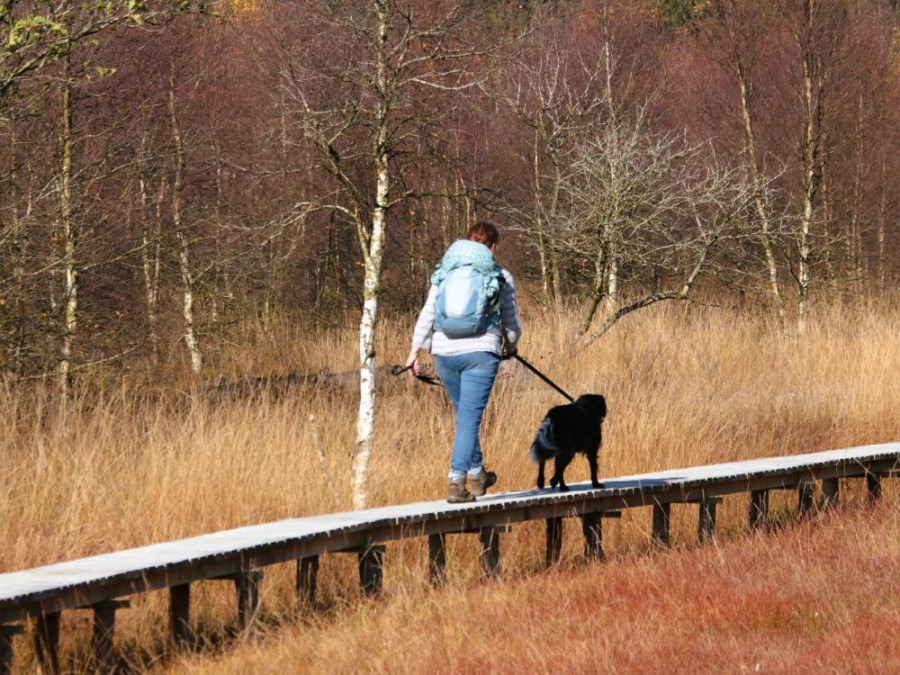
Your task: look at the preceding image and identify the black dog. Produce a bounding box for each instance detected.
[529,394,607,491]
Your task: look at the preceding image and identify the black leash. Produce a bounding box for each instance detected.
[390,363,441,386]
[513,354,574,402]
[392,355,573,401]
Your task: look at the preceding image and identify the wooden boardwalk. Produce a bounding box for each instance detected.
[1,442,898,672]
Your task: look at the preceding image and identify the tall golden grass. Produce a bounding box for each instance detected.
[1,298,898,671]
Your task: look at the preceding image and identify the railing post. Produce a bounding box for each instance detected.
[798,481,816,515]
[358,544,385,597]
[821,477,840,509]
[545,517,563,567]
[234,571,263,631]
[169,584,191,646]
[35,611,61,673]
[478,528,501,578]
[652,502,671,546]
[750,489,769,529]
[297,556,319,608]
[866,472,882,502]
[90,599,129,673]
[428,533,447,587]
[0,625,24,675]
[697,498,722,543]
[582,512,603,560]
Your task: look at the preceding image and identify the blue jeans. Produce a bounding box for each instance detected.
[434,352,500,478]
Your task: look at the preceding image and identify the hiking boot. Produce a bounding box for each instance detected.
[469,469,497,497]
[447,476,475,503]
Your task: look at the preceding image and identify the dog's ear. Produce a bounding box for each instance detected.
[596,394,607,419]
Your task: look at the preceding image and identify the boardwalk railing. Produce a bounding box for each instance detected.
[1,443,898,672]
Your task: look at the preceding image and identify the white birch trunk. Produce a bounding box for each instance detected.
[878,153,886,289]
[57,56,76,395]
[169,64,203,373]
[351,1,389,510]
[140,170,163,365]
[735,56,784,322]
[797,14,821,335]
[532,128,551,301]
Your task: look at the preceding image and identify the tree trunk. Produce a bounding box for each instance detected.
[57,54,76,396]
[351,1,389,510]
[797,7,823,335]
[532,127,551,302]
[140,167,163,366]
[169,63,202,374]
[734,54,784,323]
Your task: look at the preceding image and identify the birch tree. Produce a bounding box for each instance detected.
[275,0,512,508]
[786,0,844,333]
[716,0,786,322]
[168,60,203,374]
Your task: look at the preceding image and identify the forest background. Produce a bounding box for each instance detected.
[1,0,899,507]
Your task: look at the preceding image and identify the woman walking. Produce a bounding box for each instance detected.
[405,222,522,503]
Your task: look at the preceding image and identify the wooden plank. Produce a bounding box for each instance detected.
[34,611,60,674]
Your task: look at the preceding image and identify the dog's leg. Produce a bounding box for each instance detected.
[552,456,571,492]
[588,449,602,489]
[536,460,545,489]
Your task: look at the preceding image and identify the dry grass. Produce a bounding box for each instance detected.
[1,298,899,671]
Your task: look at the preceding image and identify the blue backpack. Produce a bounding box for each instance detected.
[434,264,503,338]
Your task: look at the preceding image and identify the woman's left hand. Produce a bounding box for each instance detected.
[404,348,420,378]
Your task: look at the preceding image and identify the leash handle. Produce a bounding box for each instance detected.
[391,363,441,386]
[513,354,574,402]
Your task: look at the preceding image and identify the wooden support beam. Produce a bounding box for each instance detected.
[652,502,671,546]
[750,489,769,529]
[546,517,563,567]
[358,544,385,598]
[697,499,721,543]
[234,571,263,631]
[34,611,60,674]
[821,477,840,509]
[581,512,603,560]
[297,556,319,608]
[0,625,24,675]
[798,481,816,515]
[867,472,882,502]
[169,584,191,646]
[90,600,129,673]
[428,533,447,588]
[478,528,501,579]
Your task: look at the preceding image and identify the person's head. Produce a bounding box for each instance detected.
[466,222,500,251]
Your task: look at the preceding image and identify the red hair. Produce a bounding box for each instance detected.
[466,222,500,248]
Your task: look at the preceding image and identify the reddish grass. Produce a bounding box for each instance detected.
[167,501,899,674]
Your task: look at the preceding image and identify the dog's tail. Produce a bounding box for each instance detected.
[529,416,559,463]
